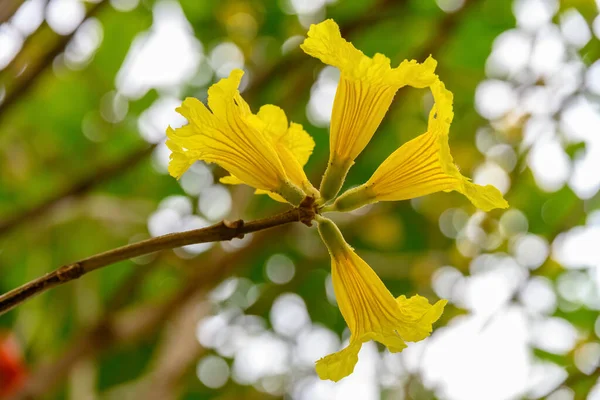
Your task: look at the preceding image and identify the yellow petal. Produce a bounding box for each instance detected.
[167,69,306,205]
[300,19,438,87]
[219,175,244,185]
[282,122,315,167]
[165,127,197,179]
[332,80,508,212]
[256,104,289,137]
[255,189,288,203]
[220,174,289,203]
[396,295,447,342]
[301,19,438,201]
[252,104,318,197]
[316,217,446,381]
[315,341,362,382]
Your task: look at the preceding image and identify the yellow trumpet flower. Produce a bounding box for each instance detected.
[329,79,508,212]
[317,216,446,382]
[166,69,316,205]
[300,19,439,202]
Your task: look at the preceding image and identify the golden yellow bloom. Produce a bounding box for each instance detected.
[330,79,509,213]
[316,216,446,382]
[221,104,318,202]
[166,69,316,205]
[300,19,439,201]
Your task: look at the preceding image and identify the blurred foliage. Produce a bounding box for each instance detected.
[1,0,600,399]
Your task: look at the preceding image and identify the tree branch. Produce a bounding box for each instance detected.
[0,198,316,316]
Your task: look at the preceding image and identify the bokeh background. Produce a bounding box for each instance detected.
[1,0,600,399]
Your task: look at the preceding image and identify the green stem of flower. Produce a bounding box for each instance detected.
[279,181,307,205]
[316,215,348,256]
[329,185,376,212]
[319,158,353,204]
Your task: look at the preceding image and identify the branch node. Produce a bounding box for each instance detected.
[56,263,83,282]
[223,219,245,239]
[298,196,318,227]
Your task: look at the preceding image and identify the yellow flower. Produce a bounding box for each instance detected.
[221,104,318,202]
[300,19,439,201]
[166,69,316,205]
[316,216,446,382]
[330,79,509,213]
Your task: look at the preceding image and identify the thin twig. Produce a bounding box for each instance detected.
[0,199,316,316]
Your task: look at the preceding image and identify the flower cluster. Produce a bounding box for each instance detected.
[167,19,508,382]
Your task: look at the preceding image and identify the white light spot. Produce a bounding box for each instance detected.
[486,29,532,77]
[513,0,558,32]
[11,0,45,36]
[138,97,186,143]
[435,0,465,13]
[232,332,289,384]
[294,324,340,367]
[282,35,303,54]
[530,317,578,355]
[512,234,549,269]
[499,209,529,238]
[521,116,555,149]
[553,226,600,269]
[197,355,230,389]
[65,18,104,70]
[116,0,202,99]
[560,9,592,49]
[519,276,557,315]
[147,208,182,237]
[198,185,232,221]
[270,293,310,337]
[180,163,214,196]
[196,314,228,348]
[586,61,600,95]
[472,161,511,194]
[527,361,568,398]
[290,0,325,15]
[422,308,530,400]
[594,15,600,39]
[530,26,566,78]
[325,274,336,305]
[265,254,295,285]
[528,138,571,192]
[209,42,244,78]
[110,0,139,12]
[159,195,192,215]
[432,266,463,301]
[546,387,574,400]
[99,90,128,123]
[486,144,517,172]
[307,66,339,127]
[46,0,86,36]
[439,208,469,239]
[475,80,517,120]
[210,277,238,302]
[574,342,600,375]
[0,24,24,69]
